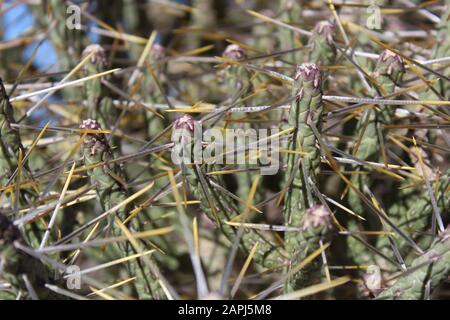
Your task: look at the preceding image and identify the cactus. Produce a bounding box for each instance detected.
[377,227,450,300]
[0,214,57,299]
[187,0,217,51]
[222,44,263,207]
[308,21,337,66]
[283,63,330,292]
[348,50,405,214]
[2,0,449,301]
[79,119,162,299]
[376,172,450,263]
[0,78,41,248]
[82,45,117,134]
[172,115,286,271]
[0,78,24,186]
[29,0,81,100]
[421,1,450,101]
[142,43,168,140]
[278,0,303,64]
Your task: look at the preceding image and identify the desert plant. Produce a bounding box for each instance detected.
[0,0,449,301]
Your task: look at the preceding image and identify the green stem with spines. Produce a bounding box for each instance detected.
[29,0,81,101]
[346,51,405,269]
[377,226,450,300]
[278,0,303,65]
[80,119,163,299]
[308,21,337,67]
[222,45,262,208]
[377,172,450,264]
[173,115,286,271]
[348,50,405,215]
[0,214,58,299]
[82,45,117,133]
[283,63,329,292]
[0,79,41,248]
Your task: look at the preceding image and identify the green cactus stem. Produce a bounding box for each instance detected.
[308,21,337,66]
[0,214,57,299]
[377,226,450,300]
[172,115,286,271]
[377,172,450,263]
[278,0,303,64]
[79,119,162,299]
[283,63,329,292]
[82,45,118,133]
[348,50,405,214]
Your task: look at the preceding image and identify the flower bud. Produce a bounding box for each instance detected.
[294,63,322,90]
[80,119,109,155]
[376,50,405,83]
[223,44,246,61]
[302,205,332,233]
[313,21,336,45]
[173,114,196,132]
[82,44,107,68]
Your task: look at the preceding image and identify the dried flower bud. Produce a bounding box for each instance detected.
[82,44,107,67]
[294,63,322,89]
[173,114,196,132]
[313,21,336,44]
[80,119,109,155]
[302,205,332,232]
[376,50,405,81]
[151,43,165,61]
[223,44,246,61]
[363,265,383,296]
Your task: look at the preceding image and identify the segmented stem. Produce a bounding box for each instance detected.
[283,63,330,292]
[80,119,162,299]
[348,50,405,214]
[82,45,117,132]
[377,227,450,300]
[278,0,303,65]
[0,214,56,299]
[172,115,286,271]
[308,21,337,66]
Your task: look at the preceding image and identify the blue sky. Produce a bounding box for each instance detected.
[2,2,58,71]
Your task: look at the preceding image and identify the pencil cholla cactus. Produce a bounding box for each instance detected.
[0,78,40,247]
[143,43,168,140]
[308,21,337,65]
[0,214,56,300]
[222,44,253,99]
[278,0,303,64]
[377,227,450,300]
[0,78,22,185]
[377,171,450,264]
[423,1,450,100]
[80,119,163,299]
[173,115,286,271]
[222,44,262,206]
[284,63,326,292]
[374,49,405,119]
[82,45,116,132]
[4,0,450,301]
[347,49,405,215]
